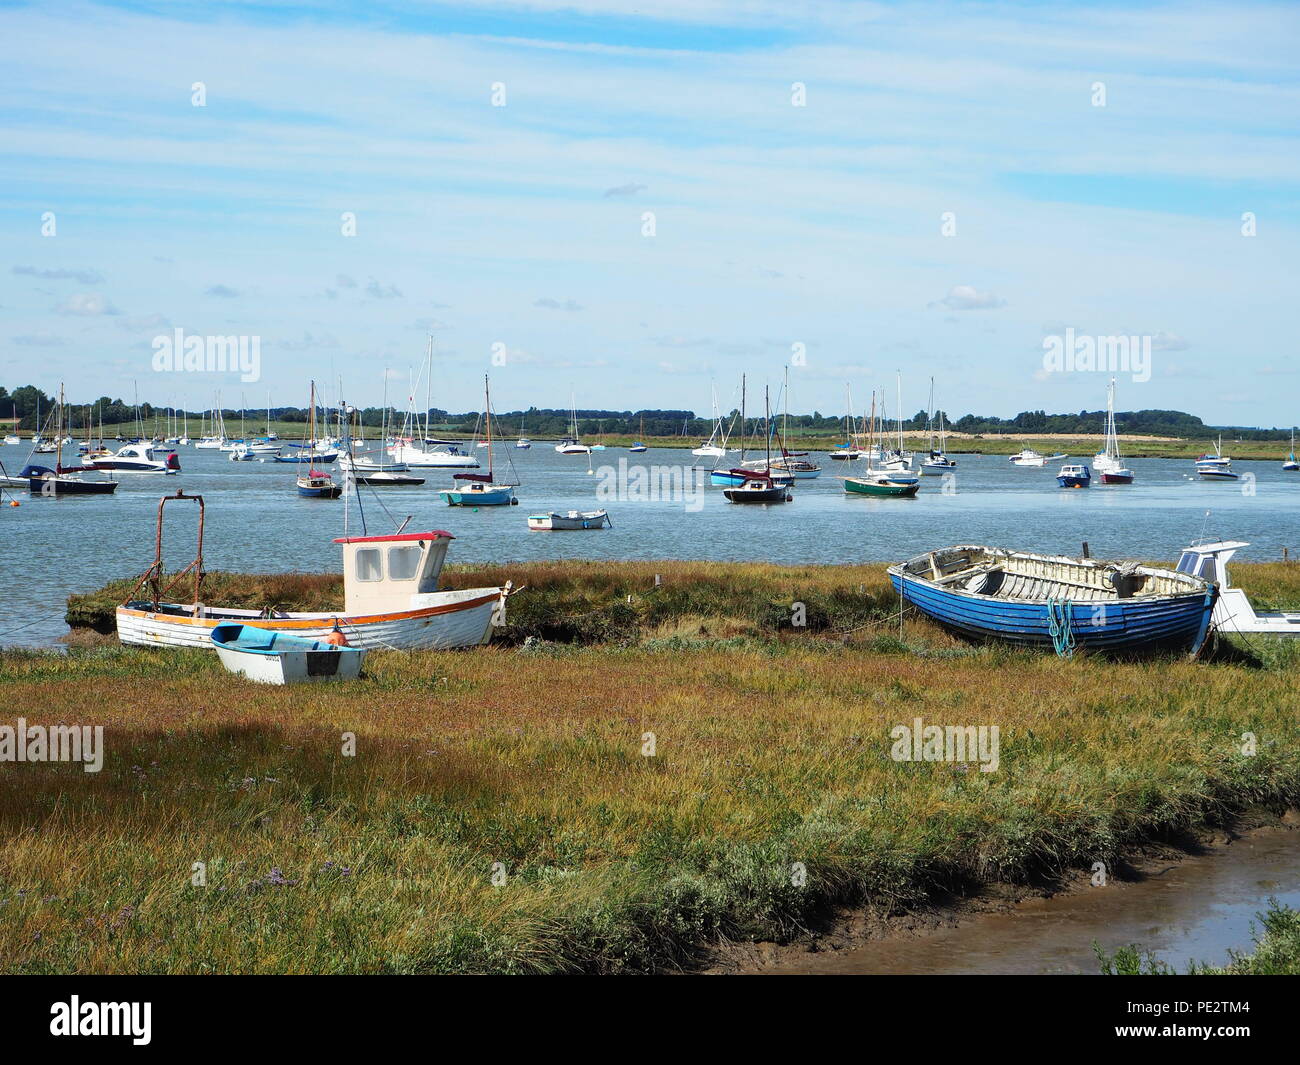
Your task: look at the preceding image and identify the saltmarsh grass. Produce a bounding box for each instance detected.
[4,589,1299,972]
[67,560,900,643]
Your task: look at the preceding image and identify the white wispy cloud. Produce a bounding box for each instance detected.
[0,1,1294,421]
[54,292,118,316]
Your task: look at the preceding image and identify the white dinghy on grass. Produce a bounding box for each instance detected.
[211,622,366,684]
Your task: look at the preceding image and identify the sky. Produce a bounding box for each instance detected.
[1,0,1297,424]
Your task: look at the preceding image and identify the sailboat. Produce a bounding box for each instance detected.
[513,408,532,450]
[691,386,734,458]
[339,405,424,485]
[388,336,480,468]
[829,386,863,460]
[1283,429,1298,471]
[920,378,957,474]
[842,392,920,498]
[4,404,20,446]
[629,414,648,453]
[555,396,591,454]
[83,404,114,458]
[295,382,342,498]
[195,402,228,449]
[723,386,793,504]
[439,376,519,506]
[741,369,820,478]
[20,385,119,495]
[712,376,794,487]
[235,396,281,456]
[1091,377,1133,484]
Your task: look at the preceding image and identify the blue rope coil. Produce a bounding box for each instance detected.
[1047,597,1077,658]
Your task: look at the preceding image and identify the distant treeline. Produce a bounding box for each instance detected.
[0,384,1293,440]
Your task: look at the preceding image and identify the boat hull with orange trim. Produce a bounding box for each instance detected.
[116,587,504,651]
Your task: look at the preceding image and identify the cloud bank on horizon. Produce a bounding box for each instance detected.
[0,0,1296,422]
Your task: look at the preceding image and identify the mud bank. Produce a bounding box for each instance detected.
[711,809,1300,975]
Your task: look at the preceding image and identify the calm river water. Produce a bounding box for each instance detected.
[2,441,1298,646]
[762,824,1300,975]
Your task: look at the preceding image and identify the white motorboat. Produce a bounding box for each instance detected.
[87,442,179,473]
[1176,540,1300,637]
[1195,435,1232,468]
[387,440,479,468]
[1197,464,1238,481]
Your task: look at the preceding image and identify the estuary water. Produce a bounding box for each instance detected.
[760,823,1300,976]
[2,441,1298,647]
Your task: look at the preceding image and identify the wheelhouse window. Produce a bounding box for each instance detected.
[355,548,382,582]
[388,545,422,581]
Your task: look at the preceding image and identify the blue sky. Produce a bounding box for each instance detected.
[1,0,1298,424]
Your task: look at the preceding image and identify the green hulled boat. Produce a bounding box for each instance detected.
[841,389,919,498]
[843,474,919,498]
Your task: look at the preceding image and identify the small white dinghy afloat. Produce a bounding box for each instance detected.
[211,622,365,685]
[527,509,611,531]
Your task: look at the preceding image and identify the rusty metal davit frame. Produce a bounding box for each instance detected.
[124,491,205,612]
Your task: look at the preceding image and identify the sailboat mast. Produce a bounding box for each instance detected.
[485,374,493,480]
[306,381,316,467]
[424,333,433,444]
[927,377,936,454]
[764,385,772,471]
[56,384,64,472]
[896,372,903,453]
[738,374,747,464]
[782,367,789,458]
[868,392,877,471]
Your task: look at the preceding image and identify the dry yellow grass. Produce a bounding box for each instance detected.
[2,611,1297,972]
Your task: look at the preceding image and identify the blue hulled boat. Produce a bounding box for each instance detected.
[438,473,515,506]
[888,545,1217,656]
[438,375,518,505]
[296,470,342,497]
[1056,463,1091,488]
[710,466,794,488]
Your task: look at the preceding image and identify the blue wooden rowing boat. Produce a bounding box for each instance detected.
[888,545,1217,656]
[210,622,365,684]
